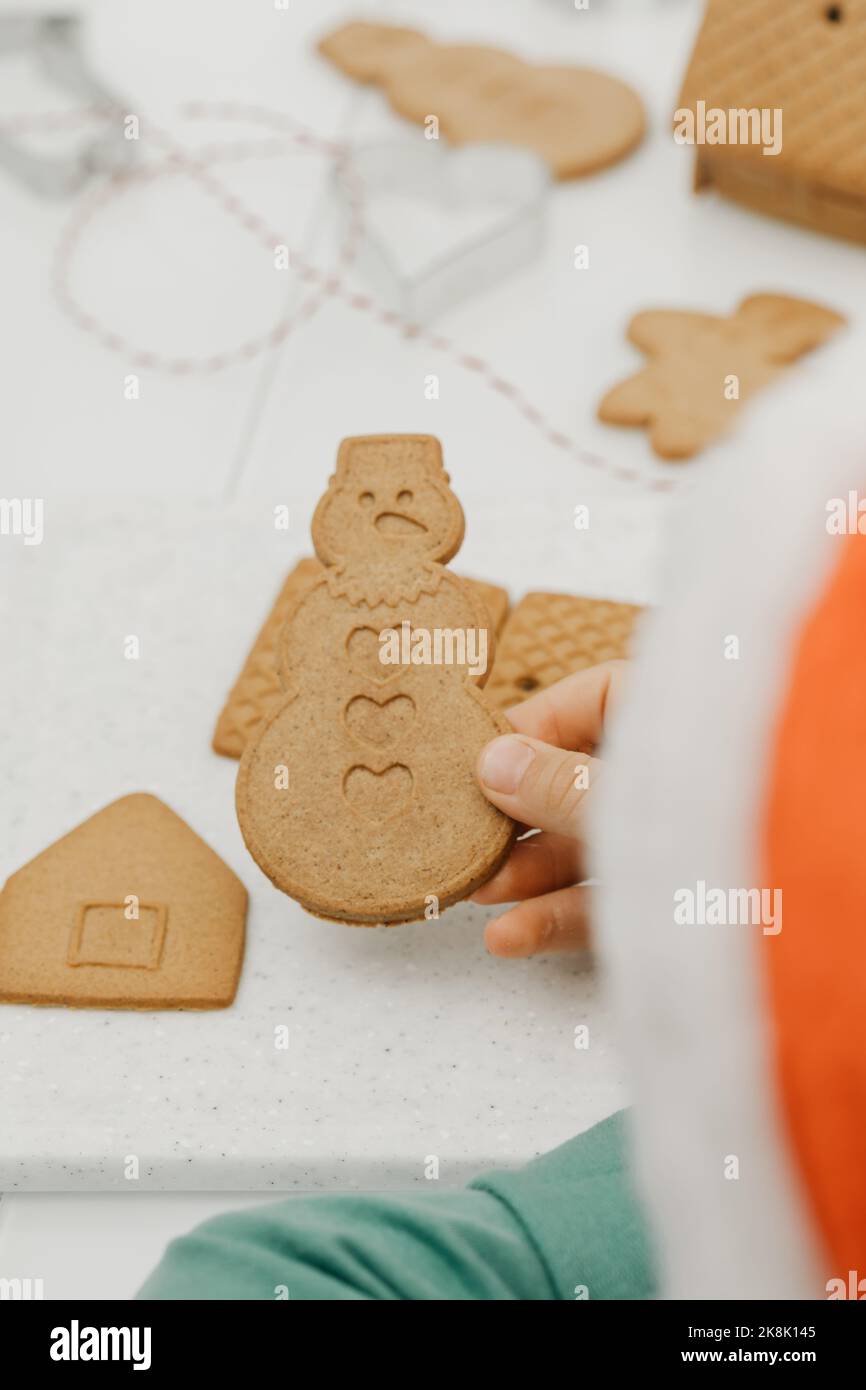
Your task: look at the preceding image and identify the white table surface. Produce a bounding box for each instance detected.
[2,0,864,1295]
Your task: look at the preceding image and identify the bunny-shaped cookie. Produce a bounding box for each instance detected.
[236,435,515,924]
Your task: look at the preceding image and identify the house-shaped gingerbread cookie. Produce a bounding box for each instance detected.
[677,1,866,244]
[0,795,247,1009]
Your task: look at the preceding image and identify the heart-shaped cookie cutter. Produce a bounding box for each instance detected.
[332,139,550,322]
[0,12,134,196]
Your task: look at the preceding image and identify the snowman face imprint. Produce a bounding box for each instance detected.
[359,484,427,539]
[344,694,416,747]
[343,763,414,821]
[312,440,463,567]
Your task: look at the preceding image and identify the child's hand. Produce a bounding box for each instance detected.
[474,661,626,958]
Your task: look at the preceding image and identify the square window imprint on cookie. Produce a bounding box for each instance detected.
[68,902,167,970]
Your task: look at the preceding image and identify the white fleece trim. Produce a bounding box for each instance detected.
[595,329,866,1299]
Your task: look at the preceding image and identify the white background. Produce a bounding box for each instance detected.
[1,0,862,1298]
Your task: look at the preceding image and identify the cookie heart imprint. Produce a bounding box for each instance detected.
[236,435,516,925]
[343,763,414,820]
[344,693,416,746]
[346,624,392,682]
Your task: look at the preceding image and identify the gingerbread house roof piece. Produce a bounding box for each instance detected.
[0,794,247,1010]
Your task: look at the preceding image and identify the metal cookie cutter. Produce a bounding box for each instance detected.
[0,12,133,196]
[333,139,550,322]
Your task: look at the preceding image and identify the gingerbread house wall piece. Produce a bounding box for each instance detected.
[0,794,247,1009]
[677,0,866,244]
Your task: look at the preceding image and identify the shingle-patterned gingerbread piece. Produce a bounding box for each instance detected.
[484,592,642,710]
[213,559,508,759]
[0,795,247,1010]
[678,0,866,243]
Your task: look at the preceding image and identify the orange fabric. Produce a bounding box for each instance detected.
[763,532,866,1281]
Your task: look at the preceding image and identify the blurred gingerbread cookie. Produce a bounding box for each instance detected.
[598,293,845,460]
[318,21,645,179]
[678,0,866,246]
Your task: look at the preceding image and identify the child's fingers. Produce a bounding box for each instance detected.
[472,831,584,904]
[484,884,592,958]
[505,659,627,752]
[475,662,622,955]
[477,734,600,839]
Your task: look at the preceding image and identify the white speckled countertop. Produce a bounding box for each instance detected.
[12,0,859,1200]
[0,493,655,1190]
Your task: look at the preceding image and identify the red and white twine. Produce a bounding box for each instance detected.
[2,99,675,492]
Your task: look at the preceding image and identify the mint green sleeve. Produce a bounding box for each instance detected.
[137,1111,655,1301]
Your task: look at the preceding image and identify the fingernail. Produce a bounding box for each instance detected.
[478,736,535,794]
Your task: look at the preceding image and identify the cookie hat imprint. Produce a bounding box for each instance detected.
[236,435,516,925]
[317,21,645,180]
[0,794,247,1010]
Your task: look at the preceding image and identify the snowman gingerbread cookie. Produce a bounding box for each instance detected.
[318,21,645,181]
[236,435,516,925]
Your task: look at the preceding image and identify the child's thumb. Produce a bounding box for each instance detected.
[476,734,595,840]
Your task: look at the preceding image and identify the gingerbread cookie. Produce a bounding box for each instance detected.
[236,435,516,925]
[213,560,508,760]
[318,21,645,180]
[678,0,866,246]
[485,592,642,710]
[0,795,247,1010]
[598,294,845,460]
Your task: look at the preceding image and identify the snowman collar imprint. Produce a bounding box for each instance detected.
[322,560,446,611]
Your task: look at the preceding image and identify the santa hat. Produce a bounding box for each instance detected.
[597,327,866,1299]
